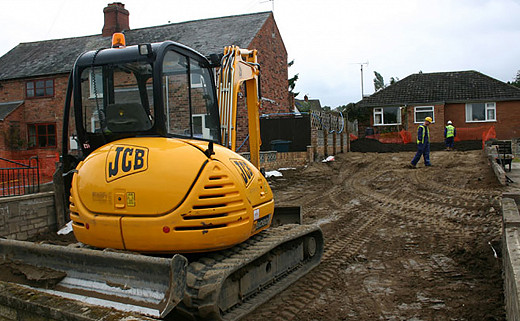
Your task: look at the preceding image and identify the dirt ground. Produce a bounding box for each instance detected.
[244,150,505,321]
[2,149,505,321]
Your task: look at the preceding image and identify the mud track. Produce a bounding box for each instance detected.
[244,150,504,321]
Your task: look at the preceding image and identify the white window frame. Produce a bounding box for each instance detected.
[465,102,496,123]
[414,106,435,124]
[373,108,383,125]
[192,114,211,139]
[190,74,205,88]
[89,70,104,99]
[373,107,401,126]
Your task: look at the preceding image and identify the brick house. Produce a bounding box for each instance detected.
[295,96,322,112]
[356,70,520,142]
[0,3,290,166]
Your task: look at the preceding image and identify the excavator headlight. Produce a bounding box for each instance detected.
[139,44,153,57]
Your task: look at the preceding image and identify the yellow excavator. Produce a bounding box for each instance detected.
[0,34,323,320]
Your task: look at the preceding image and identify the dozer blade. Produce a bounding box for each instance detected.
[0,238,187,318]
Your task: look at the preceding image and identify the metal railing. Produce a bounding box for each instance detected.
[0,156,40,197]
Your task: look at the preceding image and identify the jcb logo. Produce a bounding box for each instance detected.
[232,159,254,187]
[106,145,149,182]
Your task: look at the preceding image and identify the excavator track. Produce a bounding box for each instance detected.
[173,224,324,320]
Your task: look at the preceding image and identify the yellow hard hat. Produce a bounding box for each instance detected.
[425,117,433,123]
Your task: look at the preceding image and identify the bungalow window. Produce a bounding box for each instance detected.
[89,69,104,98]
[414,106,434,123]
[28,123,56,148]
[465,102,496,122]
[26,79,54,98]
[373,107,401,125]
[190,74,204,88]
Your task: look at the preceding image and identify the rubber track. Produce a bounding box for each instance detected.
[173,224,322,321]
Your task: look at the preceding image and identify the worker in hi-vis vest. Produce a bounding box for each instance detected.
[410,117,432,168]
[444,120,456,151]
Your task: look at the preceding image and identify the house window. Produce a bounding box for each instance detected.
[465,102,496,122]
[26,79,54,98]
[190,73,204,88]
[28,123,56,148]
[373,107,401,125]
[414,106,435,123]
[89,69,104,98]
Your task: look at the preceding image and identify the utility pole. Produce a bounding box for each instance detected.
[349,61,369,99]
[359,61,369,98]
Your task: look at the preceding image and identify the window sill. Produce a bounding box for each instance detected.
[26,96,55,100]
[465,120,496,123]
[373,123,401,126]
[28,146,57,150]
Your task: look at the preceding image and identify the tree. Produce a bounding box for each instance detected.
[373,71,385,92]
[337,103,370,123]
[511,70,520,88]
[288,59,299,97]
[389,76,399,85]
[374,71,399,91]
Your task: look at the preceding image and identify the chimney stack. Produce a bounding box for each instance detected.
[102,3,130,37]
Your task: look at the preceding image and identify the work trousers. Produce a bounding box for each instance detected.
[411,143,431,166]
[445,137,454,148]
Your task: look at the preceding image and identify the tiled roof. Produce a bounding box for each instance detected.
[356,71,520,108]
[0,101,23,120]
[0,12,271,81]
[295,99,322,111]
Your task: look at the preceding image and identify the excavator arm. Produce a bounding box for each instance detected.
[217,46,262,169]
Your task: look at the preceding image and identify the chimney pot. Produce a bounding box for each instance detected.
[102,2,130,37]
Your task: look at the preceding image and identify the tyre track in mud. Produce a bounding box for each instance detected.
[244,165,387,320]
[242,207,387,321]
[245,158,402,320]
[245,151,502,321]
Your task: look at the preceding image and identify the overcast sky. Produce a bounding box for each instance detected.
[0,0,519,107]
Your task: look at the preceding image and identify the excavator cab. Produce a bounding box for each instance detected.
[67,41,220,161]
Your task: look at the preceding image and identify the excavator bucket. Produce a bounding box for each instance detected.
[0,238,187,318]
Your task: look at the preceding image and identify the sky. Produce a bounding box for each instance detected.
[0,0,519,108]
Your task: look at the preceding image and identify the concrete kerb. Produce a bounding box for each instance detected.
[503,196,520,321]
[485,146,507,186]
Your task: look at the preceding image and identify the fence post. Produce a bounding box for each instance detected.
[340,131,344,153]
[323,129,328,157]
[333,131,337,155]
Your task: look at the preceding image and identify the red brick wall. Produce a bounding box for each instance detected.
[406,104,445,143]
[497,101,520,139]
[236,13,290,151]
[0,107,24,150]
[404,101,520,142]
[0,75,68,154]
[0,80,26,151]
[0,79,25,103]
[443,103,465,129]
[248,14,290,114]
[445,101,520,140]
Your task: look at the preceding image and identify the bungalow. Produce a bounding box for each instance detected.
[0,3,290,162]
[356,70,520,142]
